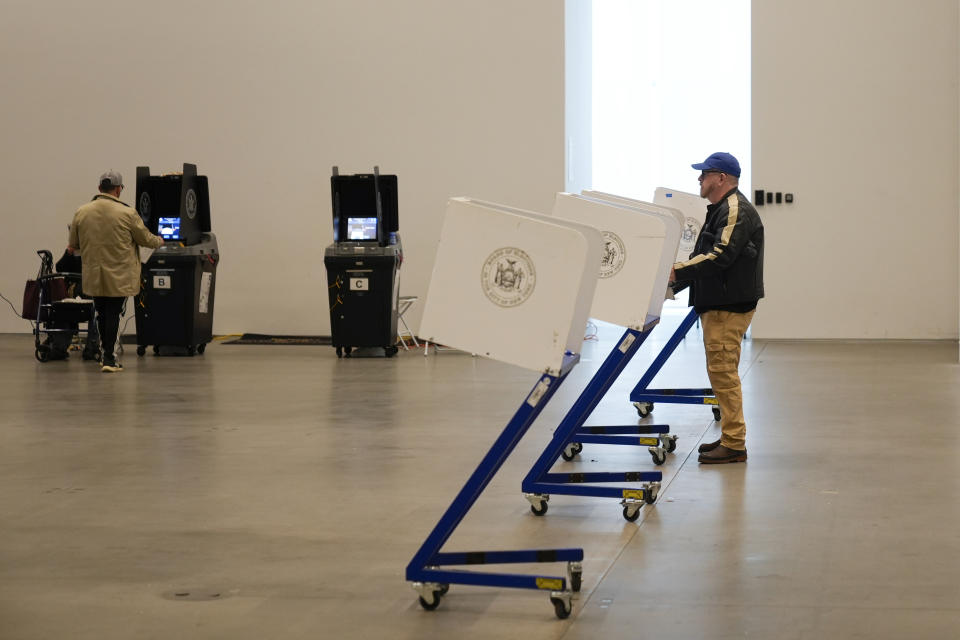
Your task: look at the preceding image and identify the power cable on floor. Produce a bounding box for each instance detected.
[0,291,25,319]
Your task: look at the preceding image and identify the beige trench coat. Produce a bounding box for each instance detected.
[68,194,164,297]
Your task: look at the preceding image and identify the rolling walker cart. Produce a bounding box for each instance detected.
[28,250,96,363]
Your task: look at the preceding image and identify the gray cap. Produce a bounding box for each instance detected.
[99,170,124,189]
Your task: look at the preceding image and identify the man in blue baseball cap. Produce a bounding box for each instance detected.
[670,152,764,463]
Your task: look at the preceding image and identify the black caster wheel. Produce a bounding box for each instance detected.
[385,345,398,357]
[572,443,583,454]
[712,407,721,422]
[551,596,572,619]
[570,572,582,593]
[186,345,196,356]
[35,347,49,362]
[560,445,579,462]
[153,345,160,355]
[635,401,653,418]
[197,343,206,355]
[664,437,677,453]
[622,506,641,522]
[136,345,146,357]
[438,583,450,596]
[530,501,548,516]
[649,448,666,465]
[418,590,443,611]
[344,346,353,358]
[644,491,658,506]
[336,347,343,358]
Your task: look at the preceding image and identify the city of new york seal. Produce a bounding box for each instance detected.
[679,217,701,255]
[480,247,537,308]
[599,231,626,279]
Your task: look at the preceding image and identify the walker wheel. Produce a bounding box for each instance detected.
[35,347,49,362]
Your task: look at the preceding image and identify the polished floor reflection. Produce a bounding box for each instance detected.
[1,316,958,639]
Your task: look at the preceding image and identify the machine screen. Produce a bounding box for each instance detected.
[347,217,378,241]
[159,217,181,240]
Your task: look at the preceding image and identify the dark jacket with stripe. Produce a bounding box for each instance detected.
[672,188,764,311]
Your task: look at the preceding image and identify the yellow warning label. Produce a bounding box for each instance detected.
[622,489,644,500]
[703,398,719,405]
[637,438,658,446]
[536,577,563,591]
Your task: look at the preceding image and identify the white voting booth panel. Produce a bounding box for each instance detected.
[577,191,684,316]
[583,190,689,266]
[420,197,603,376]
[552,193,680,328]
[583,189,684,231]
[652,187,709,262]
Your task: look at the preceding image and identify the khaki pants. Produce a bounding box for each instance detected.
[701,309,755,451]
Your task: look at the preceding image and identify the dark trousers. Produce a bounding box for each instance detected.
[94,297,126,363]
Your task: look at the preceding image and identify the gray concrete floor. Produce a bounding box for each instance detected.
[1,314,958,639]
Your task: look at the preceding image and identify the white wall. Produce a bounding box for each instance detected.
[564,0,592,194]
[4,1,958,341]
[0,0,564,335]
[752,0,959,339]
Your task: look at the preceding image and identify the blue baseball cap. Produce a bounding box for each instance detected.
[691,152,741,178]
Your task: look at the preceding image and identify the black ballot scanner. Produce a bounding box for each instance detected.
[133,164,219,356]
[324,166,402,358]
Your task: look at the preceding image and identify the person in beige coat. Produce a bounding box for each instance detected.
[68,170,164,372]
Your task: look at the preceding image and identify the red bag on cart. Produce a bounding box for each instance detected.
[22,277,67,320]
[22,280,40,320]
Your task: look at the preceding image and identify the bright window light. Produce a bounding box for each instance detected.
[591,0,751,201]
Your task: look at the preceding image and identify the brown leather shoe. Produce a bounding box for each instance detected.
[698,444,747,464]
[698,438,721,453]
